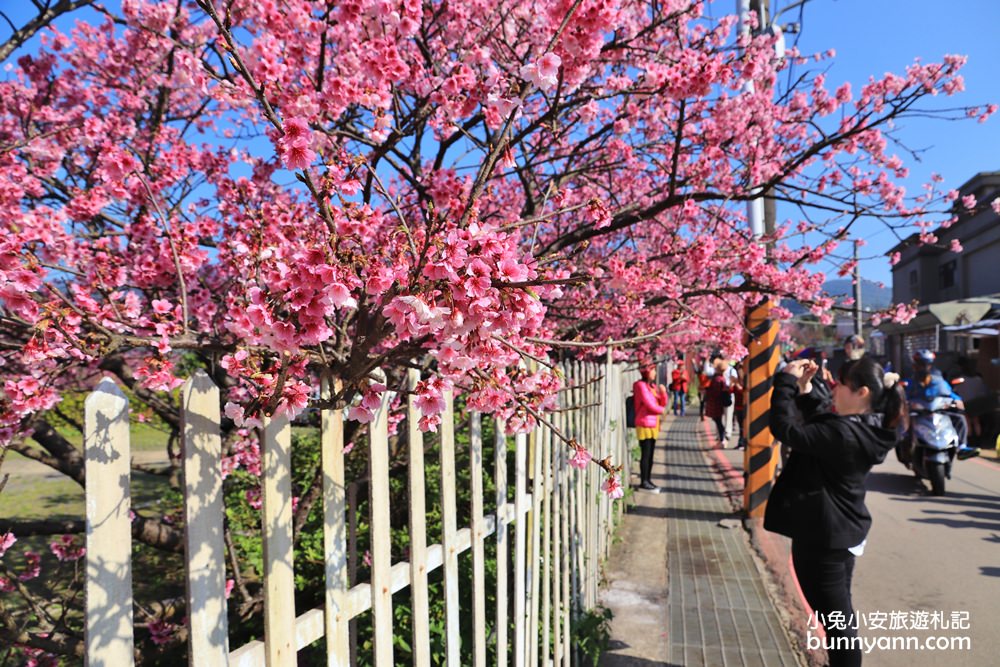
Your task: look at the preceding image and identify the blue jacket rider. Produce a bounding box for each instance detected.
[906,349,979,460]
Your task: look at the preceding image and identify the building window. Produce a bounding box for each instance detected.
[909,269,918,297]
[938,260,957,289]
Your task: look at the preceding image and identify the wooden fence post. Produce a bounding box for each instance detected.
[181,372,229,666]
[322,379,349,667]
[261,414,295,667]
[528,423,543,667]
[551,409,563,667]
[85,378,134,667]
[513,429,528,667]
[369,381,395,666]
[540,421,553,665]
[469,411,487,667]
[407,369,431,667]
[494,419,509,667]
[439,390,461,665]
[559,407,571,665]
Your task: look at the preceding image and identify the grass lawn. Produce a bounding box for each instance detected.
[0,469,173,521]
[3,421,170,462]
[1,422,172,520]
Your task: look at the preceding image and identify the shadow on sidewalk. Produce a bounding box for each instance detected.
[600,642,683,666]
[624,503,737,523]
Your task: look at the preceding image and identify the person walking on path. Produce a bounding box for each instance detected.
[765,356,906,667]
[669,360,689,416]
[697,356,711,419]
[721,359,739,440]
[634,363,668,490]
[704,358,733,448]
[732,359,747,449]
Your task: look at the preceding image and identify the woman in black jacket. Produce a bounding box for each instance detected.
[765,356,906,667]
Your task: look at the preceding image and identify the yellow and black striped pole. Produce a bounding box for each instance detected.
[743,298,780,517]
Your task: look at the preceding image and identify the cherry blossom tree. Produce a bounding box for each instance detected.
[0,0,993,660]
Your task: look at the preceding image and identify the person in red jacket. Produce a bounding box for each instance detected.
[704,358,734,448]
[669,362,689,416]
[698,361,712,420]
[634,364,668,490]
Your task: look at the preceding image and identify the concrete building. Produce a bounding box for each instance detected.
[880,171,1000,383]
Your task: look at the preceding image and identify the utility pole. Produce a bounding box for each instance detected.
[853,240,863,335]
[741,0,782,519]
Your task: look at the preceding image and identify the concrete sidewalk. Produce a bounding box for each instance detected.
[598,414,805,667]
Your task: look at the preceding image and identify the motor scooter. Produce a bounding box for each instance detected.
[895,396,969,496]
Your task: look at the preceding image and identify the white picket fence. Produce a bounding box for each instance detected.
[82,359,635,665]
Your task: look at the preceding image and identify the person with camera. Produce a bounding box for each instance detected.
[766,356,907,667]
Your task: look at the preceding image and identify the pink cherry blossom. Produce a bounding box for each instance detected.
[19,551,41,581]
[520,52,561,92]
[147,618,179,646]
[49,535,85,562]
[568,446,592,470]
[602,473,624,500]
[0,532,16,558]
[0,0,991,564]
[277,117,316,170]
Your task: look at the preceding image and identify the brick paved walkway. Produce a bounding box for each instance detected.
[599,414,802,666]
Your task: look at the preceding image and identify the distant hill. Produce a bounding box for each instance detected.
[823,278,893,310]
[785,278,892,316]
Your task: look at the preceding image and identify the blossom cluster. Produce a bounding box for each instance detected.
[0,0,990,509]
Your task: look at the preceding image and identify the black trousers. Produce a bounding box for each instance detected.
[711,415,726,444]
[792,541,862,667]
[639,438,656,483]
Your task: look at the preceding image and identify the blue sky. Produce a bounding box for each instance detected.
[782,0,1000,288]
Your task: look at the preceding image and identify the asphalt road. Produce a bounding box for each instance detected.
[850,452,1000,667]
[712,432,1000,667]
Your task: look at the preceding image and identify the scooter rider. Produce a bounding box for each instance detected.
[905,350,979,460]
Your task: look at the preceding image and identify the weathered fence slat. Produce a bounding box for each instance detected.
[181,372,229,666]
[494,419,509,667]
[407,369,431,667]
[540,422,553,666]
[513,430,528,667]
[369,385,395,665]
[85,378,135,667]
[261,415,295,667]
[528,426,543,667]
[559,413,571,666]
[581,361,591,609]
[600,353,612,563]
[551,411,563,667]
[568,363,582,647]
[586,363,595,608]
[321,382,349,667]
[439,390,461,665]
[469,411,487,667]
